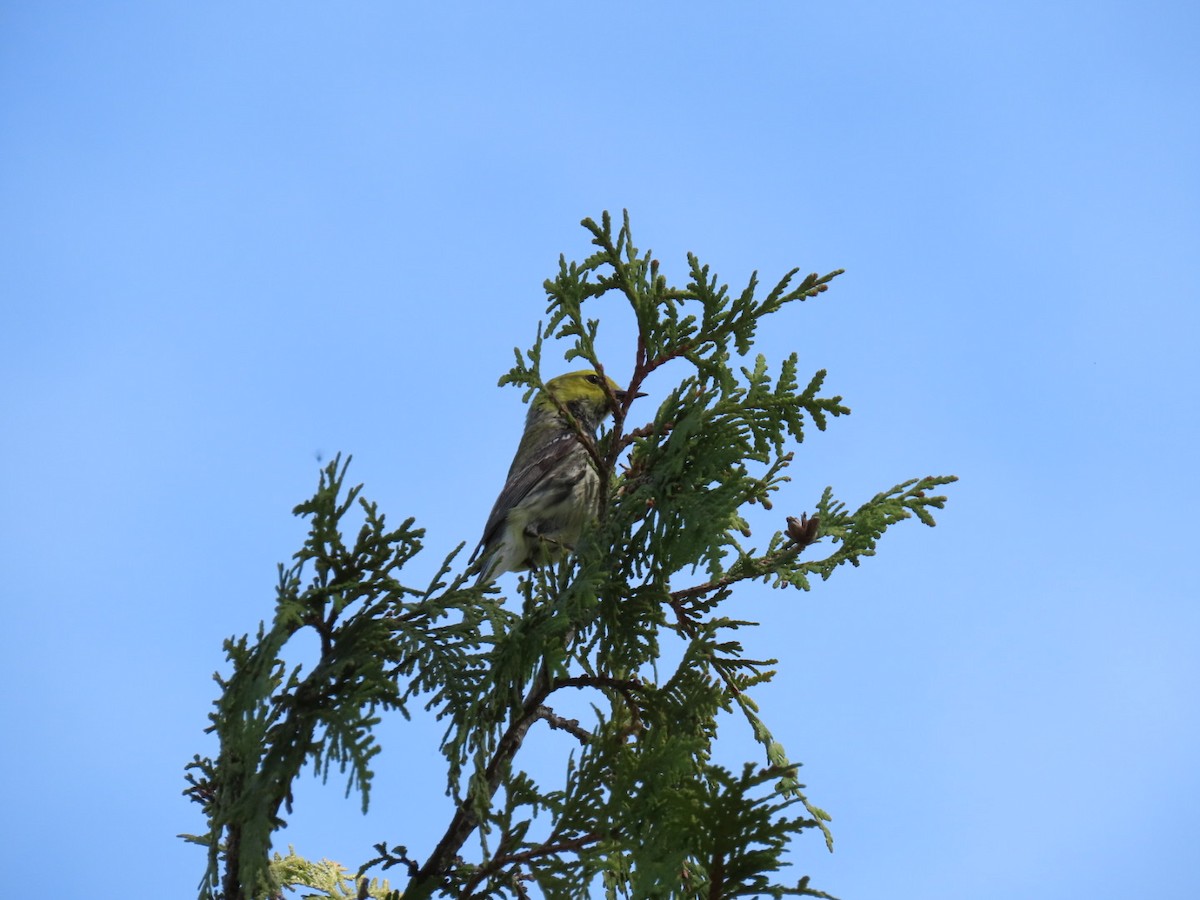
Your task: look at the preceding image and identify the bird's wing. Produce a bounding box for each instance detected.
[474,431,583,557]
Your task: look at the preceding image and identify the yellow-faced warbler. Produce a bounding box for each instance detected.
[472,370,642,584]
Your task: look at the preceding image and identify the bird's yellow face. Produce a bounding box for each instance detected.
[542,370,623,405]
[537,370,631,425]
[529,370,640,433]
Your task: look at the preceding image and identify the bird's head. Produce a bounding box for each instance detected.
[533,370,642,432]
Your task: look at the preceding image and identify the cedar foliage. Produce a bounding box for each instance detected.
[183,211,956,899]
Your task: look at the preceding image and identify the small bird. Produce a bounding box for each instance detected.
[472,370,641,584]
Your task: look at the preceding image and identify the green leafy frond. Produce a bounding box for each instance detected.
[801,475,959,578]
[268,847,396,900]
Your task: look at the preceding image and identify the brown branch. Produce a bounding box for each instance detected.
[554,674,644,737]
[668,513,821,608]
[406,671,636,896]
[461,831,607,898]
[706,850,726,900]
[222,822,243,900]
[554,674,642,693]
[666,515,823,706]
[498,831,606,869]
[536,705,593,745]
[407,667,554,898]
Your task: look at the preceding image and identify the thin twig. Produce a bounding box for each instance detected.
[668,513,821,607]
[536,705,593,744]
[408,666,554,897]
[461,831,606,898]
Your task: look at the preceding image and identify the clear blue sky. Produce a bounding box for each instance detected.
[2,3,1198,897]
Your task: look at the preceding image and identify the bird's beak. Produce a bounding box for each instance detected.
[615,389,648,402]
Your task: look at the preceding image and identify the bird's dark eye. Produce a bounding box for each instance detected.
[586,374,600,385]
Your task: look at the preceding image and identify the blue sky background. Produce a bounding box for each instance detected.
[2,2,1198,897]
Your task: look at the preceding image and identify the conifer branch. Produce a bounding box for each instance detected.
[186,212,954,900]
[460,831,607,899]
[535,706,593,744]
[409,665,570,896]
[669,512,822,608]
